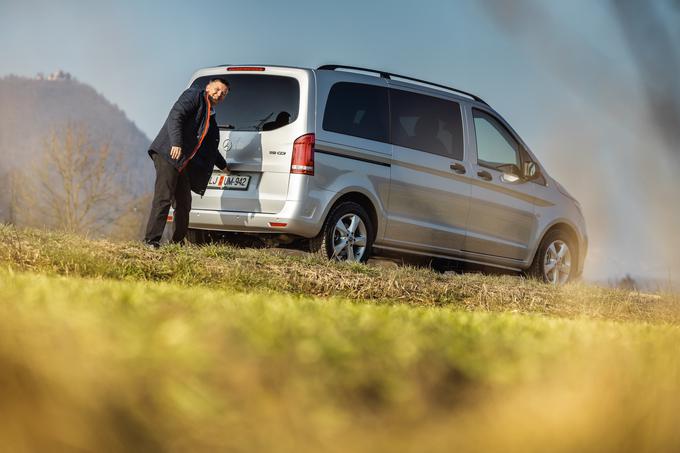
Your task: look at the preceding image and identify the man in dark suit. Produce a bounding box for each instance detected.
[143,78,230,248]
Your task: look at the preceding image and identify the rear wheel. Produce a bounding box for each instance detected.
[309,202,374,263]
[186,228,209,245]
[528,230,576,284]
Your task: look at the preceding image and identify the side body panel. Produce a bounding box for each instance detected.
[313,71,392,241]
[462,104,538,262]
[526,177,589,276]
[381,82,472,254]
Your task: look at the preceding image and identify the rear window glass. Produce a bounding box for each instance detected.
[390,89,464,160]
[322,82,389,143]
[191,75,299,132]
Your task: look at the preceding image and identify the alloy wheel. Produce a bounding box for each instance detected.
[331,213,368,262]
[543,240,572,284]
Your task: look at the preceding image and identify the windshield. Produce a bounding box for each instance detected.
[191,74,300,132]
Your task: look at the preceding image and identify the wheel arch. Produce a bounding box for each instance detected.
[318,189,381,241]
[328,191,379,241]
[308,190,379,262]
[530,221,583,276]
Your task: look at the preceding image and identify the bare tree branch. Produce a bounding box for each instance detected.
[15,123,137,236]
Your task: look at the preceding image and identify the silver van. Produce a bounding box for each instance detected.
[179,64,587,284]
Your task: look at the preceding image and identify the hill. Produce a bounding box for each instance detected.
[0,74,153,220]
[1,225,680,452]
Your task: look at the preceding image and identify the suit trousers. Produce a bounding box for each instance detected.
[144,152,192,244]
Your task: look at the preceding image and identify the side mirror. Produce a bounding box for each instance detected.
[523,161,540,180]
[498,163,522,183]
[497,163,522,176]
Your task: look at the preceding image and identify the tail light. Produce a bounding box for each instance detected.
[227,66,265,71]
[291,133,315,176]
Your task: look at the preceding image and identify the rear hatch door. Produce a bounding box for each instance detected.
[189,67,313,213]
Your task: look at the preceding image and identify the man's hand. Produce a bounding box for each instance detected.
[221,166,230,175]
[170,146,182,160]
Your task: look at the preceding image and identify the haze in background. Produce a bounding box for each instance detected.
[1,0,678,285]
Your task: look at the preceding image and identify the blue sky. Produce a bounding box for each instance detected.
[1,0,625,140]
[2,0,679,283]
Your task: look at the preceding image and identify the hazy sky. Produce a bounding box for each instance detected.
[2,0,677,283]
[1,0,627,139]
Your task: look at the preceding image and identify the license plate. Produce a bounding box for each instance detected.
[208,174,250,190]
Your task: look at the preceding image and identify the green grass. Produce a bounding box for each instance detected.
[2,270,680,452]
[2,225,680,452]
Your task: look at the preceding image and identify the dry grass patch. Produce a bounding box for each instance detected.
[1,224,678,323]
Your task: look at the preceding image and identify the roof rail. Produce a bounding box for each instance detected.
[317,64,487,105]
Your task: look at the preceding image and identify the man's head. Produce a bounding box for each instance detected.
[206,78,229,105]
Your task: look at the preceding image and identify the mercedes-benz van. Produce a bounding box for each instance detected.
[176,64,587,284]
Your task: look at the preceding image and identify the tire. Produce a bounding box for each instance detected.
[309,201,374,263]
[186,228,209,245]
[528,230,577,284]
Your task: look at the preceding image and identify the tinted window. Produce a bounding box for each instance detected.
[192,75,299,131]
[472,109,520,169]
[390,89,464,160]
[322,82,389,143]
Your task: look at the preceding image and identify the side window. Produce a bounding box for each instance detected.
[472,109,520,170]
[390,89,464,160]
[322,82,389,143]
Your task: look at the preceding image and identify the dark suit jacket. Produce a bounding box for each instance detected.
[149,87,228,195]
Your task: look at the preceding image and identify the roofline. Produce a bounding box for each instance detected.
[317,64,488,106]
[196,64,488,106]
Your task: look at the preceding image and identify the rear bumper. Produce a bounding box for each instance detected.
[186,199,324,238]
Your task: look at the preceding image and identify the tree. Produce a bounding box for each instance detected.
[11,123,150,238]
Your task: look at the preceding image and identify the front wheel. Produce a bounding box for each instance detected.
[528,230,577,284]
[309,202,374,263]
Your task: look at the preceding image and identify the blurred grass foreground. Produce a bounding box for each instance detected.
[1,224,680,452]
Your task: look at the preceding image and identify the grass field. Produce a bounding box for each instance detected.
[1,225,680,452]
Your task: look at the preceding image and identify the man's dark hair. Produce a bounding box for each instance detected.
[209,77,230,88]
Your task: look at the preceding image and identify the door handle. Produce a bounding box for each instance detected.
[477,170,492,181]
[450,163,466,174]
